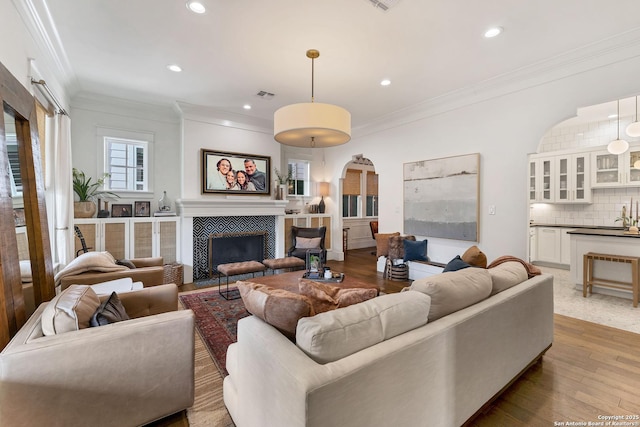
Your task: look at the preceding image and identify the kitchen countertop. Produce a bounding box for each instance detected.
[566,228,640,238]
[529,223,624,230]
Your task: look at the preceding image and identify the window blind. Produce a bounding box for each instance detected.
[343,169,361,196]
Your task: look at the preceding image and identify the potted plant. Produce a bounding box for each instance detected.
[72,168,118,218]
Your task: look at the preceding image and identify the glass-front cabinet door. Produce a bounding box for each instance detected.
[556,154,590,203]
[529,156,554,202]
[626,148,640,185]
[591,151,621,187]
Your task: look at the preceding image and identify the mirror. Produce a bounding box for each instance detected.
[1,61,55,348]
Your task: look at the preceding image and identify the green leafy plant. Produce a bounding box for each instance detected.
[72,168,118,202]
[615,215,638,227]
[274,167,292,184]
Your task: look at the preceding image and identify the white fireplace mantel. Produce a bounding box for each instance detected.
[177,198,289,283]
[177,198,289,217]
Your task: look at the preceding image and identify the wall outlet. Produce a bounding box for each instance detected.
[489,205,496,215]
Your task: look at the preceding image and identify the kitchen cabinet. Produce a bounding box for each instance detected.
[284,214,332,252]
[530,226,573,266]
[591,146,640,188]
[555,154,591,203]
[528,156,554,203]
[74,217,180,262]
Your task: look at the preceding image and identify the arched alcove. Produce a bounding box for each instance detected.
[339,154,377,258]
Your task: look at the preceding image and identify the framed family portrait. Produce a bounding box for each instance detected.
[202,149,271,195]
[134,201,151,217]
[111,204,132,218]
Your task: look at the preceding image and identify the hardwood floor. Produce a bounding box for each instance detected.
[170,247,640,426]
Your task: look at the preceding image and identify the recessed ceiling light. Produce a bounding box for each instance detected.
[167,64,182,72]
[186,1,206,14]
[484,27,503,38]
[243,104,252,110]
[608,114,618,119]
[380,79,391,86]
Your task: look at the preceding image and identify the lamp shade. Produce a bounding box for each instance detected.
[274,102,351,147]
[627,121,640,137]
[607,138,629,155]
[318,181,330,197]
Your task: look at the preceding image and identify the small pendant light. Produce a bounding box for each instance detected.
[607,100,629,155]
[626,96,640,137]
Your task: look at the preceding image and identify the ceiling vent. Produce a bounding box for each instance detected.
[367,0,400,11]
[256,90,275,100]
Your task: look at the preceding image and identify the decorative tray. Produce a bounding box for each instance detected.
[302,272,345,283]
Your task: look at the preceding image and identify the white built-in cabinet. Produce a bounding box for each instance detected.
[591,146,640,188]
[530,226,572,266]
[74,217,180,263]
[555,153,591,203]
[529,153,591,204]
[528,156,554,203]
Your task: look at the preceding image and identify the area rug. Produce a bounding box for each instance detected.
[179,287,249,376]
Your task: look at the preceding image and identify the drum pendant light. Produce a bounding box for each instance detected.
[626,96,640,137]
[274,50,351,148]
[607,100,629,155]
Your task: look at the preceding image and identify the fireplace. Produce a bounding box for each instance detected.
[208,232,267,276]
[191,215,276,280]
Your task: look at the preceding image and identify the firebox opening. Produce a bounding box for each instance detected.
[208,232,267,276]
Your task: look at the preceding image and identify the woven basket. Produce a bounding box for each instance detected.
[384,259,409,281]
[163,263,184,285]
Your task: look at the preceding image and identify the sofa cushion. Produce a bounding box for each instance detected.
[388,235,415,261]
[403,239,428,262]
[442,255,472,272]
[409,268,492,321]
[296,291,431,364]
[41,285,101,336]
[295,236,322,249]
[298,278,378,314]
[237,281,314,339]
[90,291,130,326]
[487,261,528,295]
[461,245,488,268]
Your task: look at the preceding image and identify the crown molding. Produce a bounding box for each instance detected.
[13,0,78,92]
[353,27,640,138]
[72,93,181,123]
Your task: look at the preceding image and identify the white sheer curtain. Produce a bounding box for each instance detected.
[48,113,74,266]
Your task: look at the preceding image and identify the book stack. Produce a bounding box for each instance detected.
[153,211,176,217]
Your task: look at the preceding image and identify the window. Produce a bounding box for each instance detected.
[98,127,153,193]
[7,135,22,196]
[342,166,378,218]
[287,160,310,197]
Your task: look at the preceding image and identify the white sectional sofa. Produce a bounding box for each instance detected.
[224,265,554,427]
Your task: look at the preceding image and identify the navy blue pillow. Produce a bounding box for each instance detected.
[403,239,428,262]
[443,255,472,272]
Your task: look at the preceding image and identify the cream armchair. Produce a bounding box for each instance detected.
[0,284,195,427]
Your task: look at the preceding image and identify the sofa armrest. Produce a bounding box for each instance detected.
[131,256,164,268]
[59,265,165,290]
[0,308,195,427]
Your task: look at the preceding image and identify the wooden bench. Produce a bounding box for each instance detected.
[583,252,639,307]
[216,261,267,300]
[262,257,306,274]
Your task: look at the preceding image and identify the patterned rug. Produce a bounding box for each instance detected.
[179,287,249,376]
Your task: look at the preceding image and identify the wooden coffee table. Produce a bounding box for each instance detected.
[249,271,380,295]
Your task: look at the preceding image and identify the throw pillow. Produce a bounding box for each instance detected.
[388,235,416,261]
[116,259,137,269]
[237,281,315,339]
[298,278,378,314]
[409,268,492,322]
[295,236,322,249]
[90,292,130,326]
[375,232,401,258]
[41,285,101,336]
[296,292,431,364]
[461,245,487,268]
[403,239,428,262]
[487,261,528,295]
[442,255,471,272]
